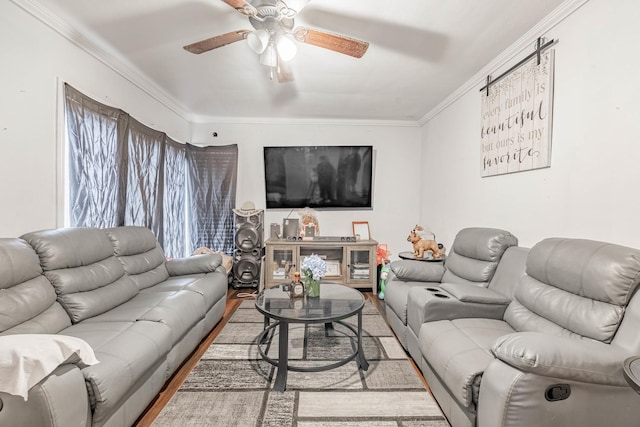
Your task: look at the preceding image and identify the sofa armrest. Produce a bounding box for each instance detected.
[166,253,222,276]
[440,282,511,304]
[0,335,99,401]
[0,364,91,427]
[391,260,445,282]
[406,286,509,336]
[492,332,629,386]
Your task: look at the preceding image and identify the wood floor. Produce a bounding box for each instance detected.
[133,288,431,426]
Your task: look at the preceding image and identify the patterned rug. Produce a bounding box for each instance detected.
[153,299,449,427]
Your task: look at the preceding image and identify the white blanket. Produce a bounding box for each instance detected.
[0,334,99,401]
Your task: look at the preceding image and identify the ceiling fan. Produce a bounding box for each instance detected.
[183,0,370,82]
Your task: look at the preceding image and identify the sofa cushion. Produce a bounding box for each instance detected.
[137,291,206,344]
[22,228,139,323]
[505,238,640,343]
[104,226,170,290]
[105,226,157,257]
[526,238,640,306]
[443,251,497,285]
[0,238,43,288]
[419,318,515,409]
[442,228,518,287]
[60,320,172,425]
[0,238,71,334]
[144,273,227,311]
[451,228,519,262]
[486,246,529,300]
[385,280,439,323]
[83,290,205,345]
[1,303,71,336]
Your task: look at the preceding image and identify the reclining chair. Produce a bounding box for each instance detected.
[417,238,640,427]
[384,227,518,348]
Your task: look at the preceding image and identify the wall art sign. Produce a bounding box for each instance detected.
[480,49,555,177]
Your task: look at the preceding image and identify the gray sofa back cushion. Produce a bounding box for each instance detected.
[105,226,169,289]
[442,228,518,286]
[0,238,71,334]
[22,228,138,323]
[505,238,640,343]
[487,246,530,299]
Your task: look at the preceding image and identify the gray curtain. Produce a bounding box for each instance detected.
[164,138,186,258]
[64,84,236,259]
[65,84,128,228]
[125,118,165,242]
[186,143,238,255]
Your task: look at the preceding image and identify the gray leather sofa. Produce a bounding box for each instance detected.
[389,234,640,427]
[0,226,228,427]
[385,227,518,349]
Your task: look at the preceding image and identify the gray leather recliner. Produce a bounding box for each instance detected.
[417,237,640,427]
[384,227,518,348]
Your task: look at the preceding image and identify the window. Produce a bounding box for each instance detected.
[64,84,237,257]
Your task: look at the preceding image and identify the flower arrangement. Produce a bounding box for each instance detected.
[301,254,326,297]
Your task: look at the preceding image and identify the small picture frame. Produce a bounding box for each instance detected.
[304,224,316,238]
[352,221,370,241]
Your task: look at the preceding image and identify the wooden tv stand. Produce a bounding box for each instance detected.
[263,238,378,292]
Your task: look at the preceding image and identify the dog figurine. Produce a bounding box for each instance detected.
[407,225,443,259]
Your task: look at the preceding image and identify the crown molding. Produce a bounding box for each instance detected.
[187,115,420,127]
[417,0,591,126]
[12,0,589,129]
[10,0,191,120]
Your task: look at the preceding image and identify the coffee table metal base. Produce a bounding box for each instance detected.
[257,311,369,392]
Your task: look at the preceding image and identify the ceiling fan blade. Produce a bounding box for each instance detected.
[221,0,257,16]
[184,30,250,54]
[294,27,369,58]
[276,57,294,83]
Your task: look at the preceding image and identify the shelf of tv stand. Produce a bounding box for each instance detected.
[263,238,378,292]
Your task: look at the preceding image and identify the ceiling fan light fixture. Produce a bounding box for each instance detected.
[280,0,310,14]
[247,29,270,54]
[260,44,278,67]
[276,35,297,61]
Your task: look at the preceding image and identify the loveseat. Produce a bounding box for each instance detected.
[385,227,519,350]
[386,229,640,427]
[0,226,228,427]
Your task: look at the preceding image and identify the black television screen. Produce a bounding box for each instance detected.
[264,146,373,209]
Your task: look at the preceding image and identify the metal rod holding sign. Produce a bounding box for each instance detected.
[480,38,556,94]
[480,41,556,177]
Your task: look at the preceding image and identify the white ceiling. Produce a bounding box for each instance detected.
[27,0,568,122]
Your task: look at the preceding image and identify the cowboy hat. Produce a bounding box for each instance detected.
[233,201,262,217]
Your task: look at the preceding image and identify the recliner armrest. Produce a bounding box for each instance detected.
[166,253,222,276]
[406,286,509,336]
[440,282,511,304]
[391,260,445,282]
[492,332,630,386]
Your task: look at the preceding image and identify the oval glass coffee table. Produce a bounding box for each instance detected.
[255,283,369,392]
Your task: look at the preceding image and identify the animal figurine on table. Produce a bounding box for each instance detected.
[407,225,443,259]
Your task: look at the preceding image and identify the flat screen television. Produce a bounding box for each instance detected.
[264,145,373,209]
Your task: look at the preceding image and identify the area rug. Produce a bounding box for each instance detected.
[152,299,450,427]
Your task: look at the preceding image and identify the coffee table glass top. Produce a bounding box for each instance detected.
[255,283,364,322]
[623,356,640,394]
